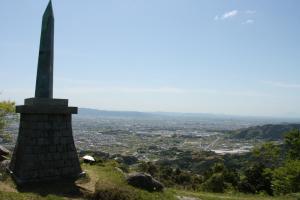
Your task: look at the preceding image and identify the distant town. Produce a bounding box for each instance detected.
[4,108,298,162]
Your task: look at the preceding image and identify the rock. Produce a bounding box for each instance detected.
[115,167,126,177]
[126,172,164,192]
[113,156,124,163]
[82,155,96,163]
[0,160,10,171]
[0,145,10,156]
[122,155,138,165]
[94,151,109,159]
[111,154,138,165]
[176,196,201,200]
[0,155,7,162]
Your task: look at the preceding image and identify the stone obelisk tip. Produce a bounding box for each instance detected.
[35,0,54,98]
[45,0,54,17]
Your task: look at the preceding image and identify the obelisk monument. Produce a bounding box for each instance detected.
[9,1,83,184]
[35,0,54,99]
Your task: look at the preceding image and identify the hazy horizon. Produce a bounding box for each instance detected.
[1,1,300,118]
[77,107,300,121]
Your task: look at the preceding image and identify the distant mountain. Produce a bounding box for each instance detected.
[77,108,300,123]
[77,108,256,120]
[228,123,300,140]
[78,108,157,119]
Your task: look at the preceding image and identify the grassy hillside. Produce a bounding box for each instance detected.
[176,190,300,200]
[228,124,300,140]
[0,192,64,200]
[0,161,298,200]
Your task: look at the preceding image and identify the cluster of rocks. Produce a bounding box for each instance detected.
[79,152,164,192]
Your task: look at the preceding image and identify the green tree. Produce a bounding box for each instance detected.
[138,162,158,176]
[212,163,225,173]
[272,160,300,195]
[174,171,192,185]
[202,163,239,193]
[252,142,280,168]
[237,142,281,195]
[284,129,300,160]
[238,163,273,195]
[202,173,225,193]
[0,100,15,142]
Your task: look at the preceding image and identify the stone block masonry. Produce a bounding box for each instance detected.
[9,99,83,184]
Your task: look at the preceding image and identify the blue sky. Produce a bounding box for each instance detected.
[1,0,300,117]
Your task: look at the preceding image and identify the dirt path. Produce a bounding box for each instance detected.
[0,181,17,193]
[76,167,99,194]
[177,196,201,200]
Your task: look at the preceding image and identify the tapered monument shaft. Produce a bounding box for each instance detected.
[35,1,54,98]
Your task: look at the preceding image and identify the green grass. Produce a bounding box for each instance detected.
[0,191,64,200]
[0,161,298,200]
[82,161,299,200]
[0,170,79,200]
[174,190,299,200]
[82,161,177,200]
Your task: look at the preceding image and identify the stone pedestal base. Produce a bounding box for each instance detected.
[9,98,83,185]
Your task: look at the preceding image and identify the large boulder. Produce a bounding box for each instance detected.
[126,172,164,192]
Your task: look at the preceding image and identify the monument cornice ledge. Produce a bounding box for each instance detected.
[16,105,78,114]
[24,97,68,106]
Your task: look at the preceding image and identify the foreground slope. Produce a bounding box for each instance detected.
[0,161,298,200]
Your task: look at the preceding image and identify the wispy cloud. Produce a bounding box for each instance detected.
[215,10,257,24]
[222,10,238,19]
[51,78,272,97]
[56,86,186,94]
[242,19,254,25]
[215,10,238,21]
[263,81,300,89]
[53,84,271,98]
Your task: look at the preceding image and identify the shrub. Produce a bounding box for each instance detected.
[0,100,15,142]
[285,129,300,160]
[272,160,300,195]
[252,142,280,168]
[93,180,137,200]
[202,173,225,193]
[238,163,273,195]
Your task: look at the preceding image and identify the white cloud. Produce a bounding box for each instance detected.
[53,85,270,98]
[56,86,186,94]
[242,19,254,24]
[215,10,257,24]
[263,81,300,89]
[221,10,238,20]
